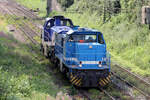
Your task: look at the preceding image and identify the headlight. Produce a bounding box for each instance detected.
[99,64,102,67]
[99,61,102,67]
[79,61,82,67]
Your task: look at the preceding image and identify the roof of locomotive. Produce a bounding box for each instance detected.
[51,25,100,35]
[47,15,101,34]
[51,26,72,34]
[68,26,100,35]
[71,26,99,34]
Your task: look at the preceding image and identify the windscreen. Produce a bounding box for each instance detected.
[60,19,73,27]
[68,34,97,43]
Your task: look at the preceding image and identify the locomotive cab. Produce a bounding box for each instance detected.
[62,29,111,87]
[65,30,110,69]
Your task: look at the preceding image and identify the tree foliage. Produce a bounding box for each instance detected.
[57,0,74,10]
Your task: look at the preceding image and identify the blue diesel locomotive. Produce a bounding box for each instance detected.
[41,16,111,87]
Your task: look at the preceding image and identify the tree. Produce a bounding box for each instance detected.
[47,0,52,16]
[113,0,121,14]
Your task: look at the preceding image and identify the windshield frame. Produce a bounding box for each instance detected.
[67,33,97,43]
[67,32,105,44]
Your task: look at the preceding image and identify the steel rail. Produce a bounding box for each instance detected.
[2,1,39,45]
[112,72,150,99]
[99,88,116,100]
[76,88,91,100]
[113,63,150,86]
[8,0,38,19]
[6,0,42,30]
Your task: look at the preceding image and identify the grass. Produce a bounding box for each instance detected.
[0,36,57,99]
[0,13,74,99]
[0,31,74,100]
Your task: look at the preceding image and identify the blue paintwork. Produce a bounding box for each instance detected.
[63,42,110,69]
[43,16,111,73]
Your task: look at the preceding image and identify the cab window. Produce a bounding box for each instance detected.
[60,20,72,27]
[68,34,97,43]
[46,22,51,29]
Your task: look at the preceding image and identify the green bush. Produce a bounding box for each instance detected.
[0,43,32,99]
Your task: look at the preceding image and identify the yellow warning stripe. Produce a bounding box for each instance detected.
[75,78,82,86]
[103,78,107,84]
[71,76,76,82]
[72,78,79,84]
[99,81,103,86]
[99,79,104,86]
[105,78,110,83]
[101,79,106,85]
[106,77,110,81]
[108,75,111,79]
[103,78,108,84]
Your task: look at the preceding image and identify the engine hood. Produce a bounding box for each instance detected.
[75,43,106,61]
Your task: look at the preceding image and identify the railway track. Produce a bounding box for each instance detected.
[0,0,43,30]
[91,71,150,100]
[112,63,150,93]
[77,89,92,100]
[76,87,117,100]
[8,0,38,19]
[111,71,150,100]
[113,63,150,85]
[0,0,150,100]
[99,88,116,100]
[0,0,42,61]
[9,0,44,28]
[0,0,40,45]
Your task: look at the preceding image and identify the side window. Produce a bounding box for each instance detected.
[67,21,71,27]
[46,22,51,29]
[62,20,67,26]
[60,20,71,27]
[98,34,104,44]
[85,35,96,42]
